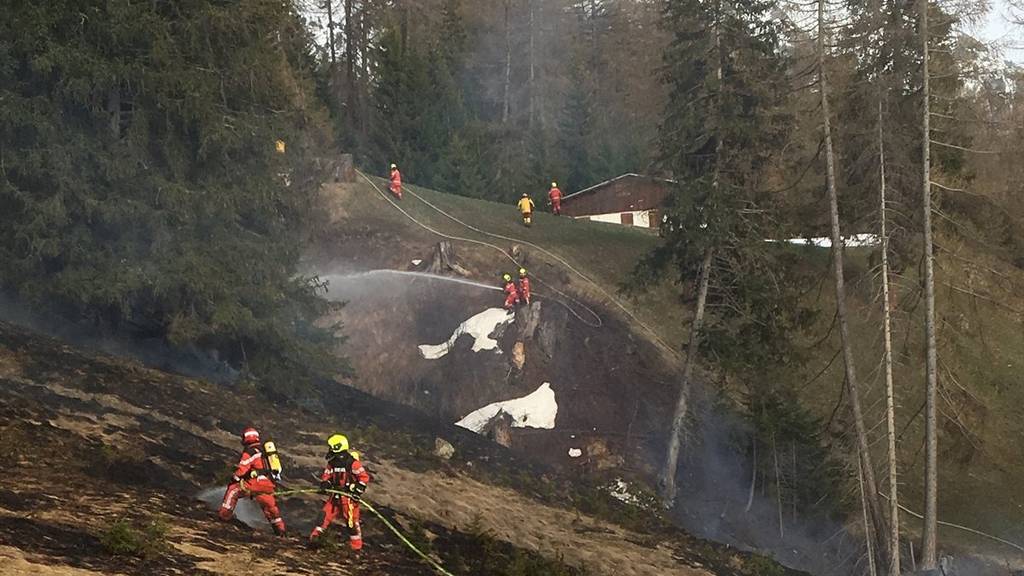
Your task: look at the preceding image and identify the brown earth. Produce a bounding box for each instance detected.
[0,322,804,576]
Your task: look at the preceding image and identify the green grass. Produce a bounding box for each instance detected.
[345,176,688,347]
[102,519,169,559]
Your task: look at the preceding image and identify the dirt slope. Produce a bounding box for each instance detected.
[0,322,802,576]
[308,179,682,481]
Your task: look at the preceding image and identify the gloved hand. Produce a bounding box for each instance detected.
[348,482,367,501]
[230,475,242,485]
[319,480,332,495]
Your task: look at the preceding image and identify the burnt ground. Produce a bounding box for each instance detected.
[0,322,807,576]
[309,182,680,481]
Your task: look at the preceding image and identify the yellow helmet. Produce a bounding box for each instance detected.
[518,268,527,277]
[502,273,512,282]
[327,434,349,454]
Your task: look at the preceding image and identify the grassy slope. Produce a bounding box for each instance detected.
[343,176,688,348]
[344,173,1024,556]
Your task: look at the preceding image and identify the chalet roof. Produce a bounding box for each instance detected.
[562,173,676,201]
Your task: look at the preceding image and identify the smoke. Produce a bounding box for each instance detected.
[195,487,268,530]
[321,269,500,293]
[671,396,862,576]
[0,293,238,384]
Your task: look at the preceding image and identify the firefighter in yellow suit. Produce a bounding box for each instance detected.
[517,193,536,227]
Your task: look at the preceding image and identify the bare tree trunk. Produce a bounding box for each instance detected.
[859,457,879,576]
[502,0,512,125]
[528,0,536,129]
[746,435,757,513]
[773,434,784,539]
[879,100,902,576]
[358,1,370,145]
[659,246,713,504]
[325,0,337,67]
[344,0,355,106]
[919,0,940,567]
[107,84,120,138]
[818,0,890,564]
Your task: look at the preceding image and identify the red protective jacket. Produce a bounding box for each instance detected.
[518,277,531,304]
[548,187,562,203]
[311,451,371,549]
[389,169,402,197]
[318,452,370,490]
[220,442,285,534]
[232,443,275,484]
[503,281,520,309]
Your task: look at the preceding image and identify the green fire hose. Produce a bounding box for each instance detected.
[273,487,455,576]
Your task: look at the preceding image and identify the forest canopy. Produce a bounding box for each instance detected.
[0,0,345,389]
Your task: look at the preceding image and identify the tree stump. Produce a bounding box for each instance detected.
[425,241,472,276]
[481,410,514,448]
[335,153,355,182]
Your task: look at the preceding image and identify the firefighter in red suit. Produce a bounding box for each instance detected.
[309,434,370,551]
[548,182,563,216]
[389,163,402,199]
[502,273,520,309]
[219,427,286,535]
[517,268,531,305]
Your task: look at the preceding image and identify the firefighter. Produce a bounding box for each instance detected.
[517,193,535,227]
[548,182,563,216]
[517,268,531,305]
[219,427,286,536]
[309,434,370,551]
[389,163,402,199]
[502,273,520,309]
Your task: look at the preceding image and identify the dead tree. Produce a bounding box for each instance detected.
[502,0,512,124]
[879,100,902,576]
[660,246,713,504]
[818,0,890,564]
[919,0,940,566]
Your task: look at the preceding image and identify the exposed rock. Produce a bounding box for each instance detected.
[426,241,472,276]
[334,153,355,182]
[512,341,526,370]
[480,410,514,448]
[516,301,542,340]
[536,302,567,359]
[586,438,625,471]
[433,437,455,460]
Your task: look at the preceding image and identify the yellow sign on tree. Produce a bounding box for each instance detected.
[275,139,286,154]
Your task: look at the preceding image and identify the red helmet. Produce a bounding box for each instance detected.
[241,427,260,445]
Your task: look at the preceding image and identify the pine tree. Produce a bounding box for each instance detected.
[0,0,348,391]
[643,0,802,504]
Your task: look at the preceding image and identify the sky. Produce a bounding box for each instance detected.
[977,0,1024,63]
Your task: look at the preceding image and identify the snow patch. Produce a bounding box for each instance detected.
[456,383,557,433]
[769,234,880,248]
[418,308,514,360]
[608,480,642,506]
[411,259,423,266]
[568,448,583,458]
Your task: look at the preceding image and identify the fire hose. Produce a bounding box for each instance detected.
[272,487,455,576]
[355,168,682,361]
[354,169,603,328]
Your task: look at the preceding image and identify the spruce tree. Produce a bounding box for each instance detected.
[0,0,347,392]
[642,0,806,504]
